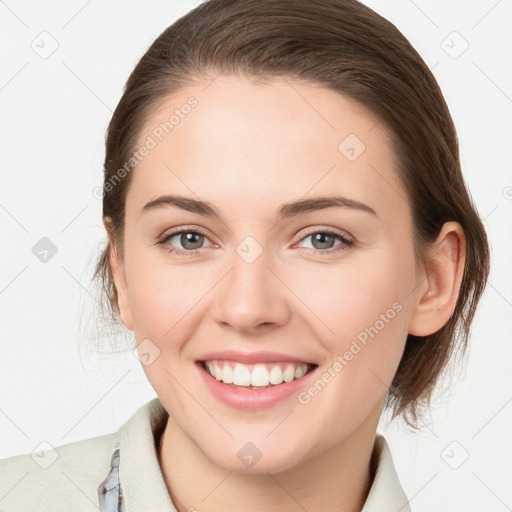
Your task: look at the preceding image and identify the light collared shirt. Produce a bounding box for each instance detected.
[0,398,411,511]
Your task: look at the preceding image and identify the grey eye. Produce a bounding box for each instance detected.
[309,233,338,250]
[169,231,206,250]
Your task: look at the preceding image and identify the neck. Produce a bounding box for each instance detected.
[158,408,381,512]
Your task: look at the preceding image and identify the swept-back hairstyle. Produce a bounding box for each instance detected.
[94,0,490,425]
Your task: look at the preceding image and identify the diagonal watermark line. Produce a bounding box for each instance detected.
[60,205,89,233]
[369,118,382,132]
[0,265,28,296]
[407,0,439,29]
[0,61,29,92]
[61,265,102,307]
[368,163,408,204]
[200,70,223,93]
[472,61,512,105]
[368,367,391,392]
[0,0,29,28]
[0,472,29,503]
[282,76,336,131]
[399,472,439,511]
[266,266,336,335]
[482,204,499,222]
[404,270,433,300]
[163,367,234,438]
[61,370,131,439]
[472,471,512,511]
[266,164,337,236]
[200,471,233,502]
[164,267,234,337]
[164,163,199,196]
[471,0,502,30]
[471,396,512,439]
[297,164,337,204]
[0,203,29,232]
[265,472,311,512]
[265,409,294,438]
[61,61,113,112]
[487,282,512,309]
[61,470,100,510]
[0,409,29,439]
[164,163,233,235]
[61,0,93,29]
[423,423,439,439]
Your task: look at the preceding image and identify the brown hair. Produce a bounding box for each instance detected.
[94,0,490,425]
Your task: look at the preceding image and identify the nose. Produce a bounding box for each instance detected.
[211,245,291,335]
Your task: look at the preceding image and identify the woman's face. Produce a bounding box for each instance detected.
[113,75,425,472]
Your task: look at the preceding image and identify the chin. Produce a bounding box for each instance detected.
[199,436,311,475]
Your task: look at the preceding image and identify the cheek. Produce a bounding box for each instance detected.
[290,253,411,346]
[124,237,211,337]
[125,257,215,394]
[291,252,413,400]
[288,268,411,440]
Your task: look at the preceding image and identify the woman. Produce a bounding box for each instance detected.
[0,0,490,510]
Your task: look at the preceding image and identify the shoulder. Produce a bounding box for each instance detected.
[0,431,119,512]
[0,398,167,512]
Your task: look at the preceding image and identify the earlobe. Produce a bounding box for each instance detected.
[106,229,134,331]
[408,222,466,337]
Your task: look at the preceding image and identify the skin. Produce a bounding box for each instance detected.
[108,75,466,512]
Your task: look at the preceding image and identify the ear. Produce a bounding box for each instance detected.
[408,221,466,337]
[105,219,134,331]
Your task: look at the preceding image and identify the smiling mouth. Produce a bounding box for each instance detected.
[200,360,317,389]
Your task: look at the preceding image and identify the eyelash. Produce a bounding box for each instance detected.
[157,227,354,257]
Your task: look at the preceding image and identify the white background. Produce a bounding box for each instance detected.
[1,1,511,510]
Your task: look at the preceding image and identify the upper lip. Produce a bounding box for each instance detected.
[198,350,316,365]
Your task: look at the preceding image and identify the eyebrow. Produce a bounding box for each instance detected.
[140,194,378,220]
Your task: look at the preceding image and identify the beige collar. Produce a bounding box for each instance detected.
[117,398,411,512]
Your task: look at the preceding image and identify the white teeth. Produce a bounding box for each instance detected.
[222,364,233,384]
[204,360,310,387]
[269,366,284,385]
[283,364,295,383]
[250,364,270,387]
[213,361,222,380]
[233,364,251,386]
[294,365,307,379]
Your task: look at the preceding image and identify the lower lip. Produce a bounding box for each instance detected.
[196,362,317,410]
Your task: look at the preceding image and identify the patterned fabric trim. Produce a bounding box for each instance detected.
[97,442,126,511]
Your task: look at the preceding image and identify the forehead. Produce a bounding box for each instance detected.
[129,75,409,223]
